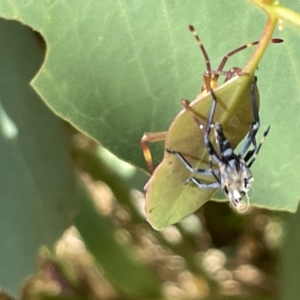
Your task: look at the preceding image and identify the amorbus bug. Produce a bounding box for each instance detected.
[140,25,265,174]
[166,77,269,210]
[143,18,282,230]
[141,26,282,174]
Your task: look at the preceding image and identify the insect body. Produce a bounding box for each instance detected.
[166,77,269,210]
[143,22,282,229]
[141,26,282,174]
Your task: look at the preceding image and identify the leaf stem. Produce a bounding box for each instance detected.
[243,15,278,74]
[251,0,300,27]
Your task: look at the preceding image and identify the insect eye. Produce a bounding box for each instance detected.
[240,191,245,196]
[244,178,249,187]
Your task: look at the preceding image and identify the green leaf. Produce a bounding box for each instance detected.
[0,0,274,168]
[0,1,299,227]
[0,20,75,295]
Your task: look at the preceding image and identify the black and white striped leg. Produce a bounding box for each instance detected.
[185,177,220,189]
[166,149,219,176]
[247,125,270,168]
[238,77,260,158]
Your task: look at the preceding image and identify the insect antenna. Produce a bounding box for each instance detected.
[189,24,283,87]
[188,25,211,73]
[188,25,214,90]
[216,38,283,75]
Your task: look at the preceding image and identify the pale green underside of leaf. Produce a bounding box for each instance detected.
[0,0,299,229]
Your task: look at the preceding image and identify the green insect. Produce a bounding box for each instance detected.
[141,25,282,230]
[166,76,270,211]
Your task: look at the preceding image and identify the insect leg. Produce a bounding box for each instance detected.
[181,96,215,135]
[205,90,218,133]
[238,77,260,158]
[250,76,260,125]
[182,94,223,165]
[197,90,224,165]
[166,149,219,176]
[141,131,168,174]
[247,125,270,168]
[185,177,220,189]
[208,154,221,183]
[214,123,234,158]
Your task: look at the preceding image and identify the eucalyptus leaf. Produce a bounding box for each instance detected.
[0,1,299,229]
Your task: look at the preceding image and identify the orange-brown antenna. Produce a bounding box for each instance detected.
[214,38,283,82]
[188,25,212,73]
[189,24,283,89]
